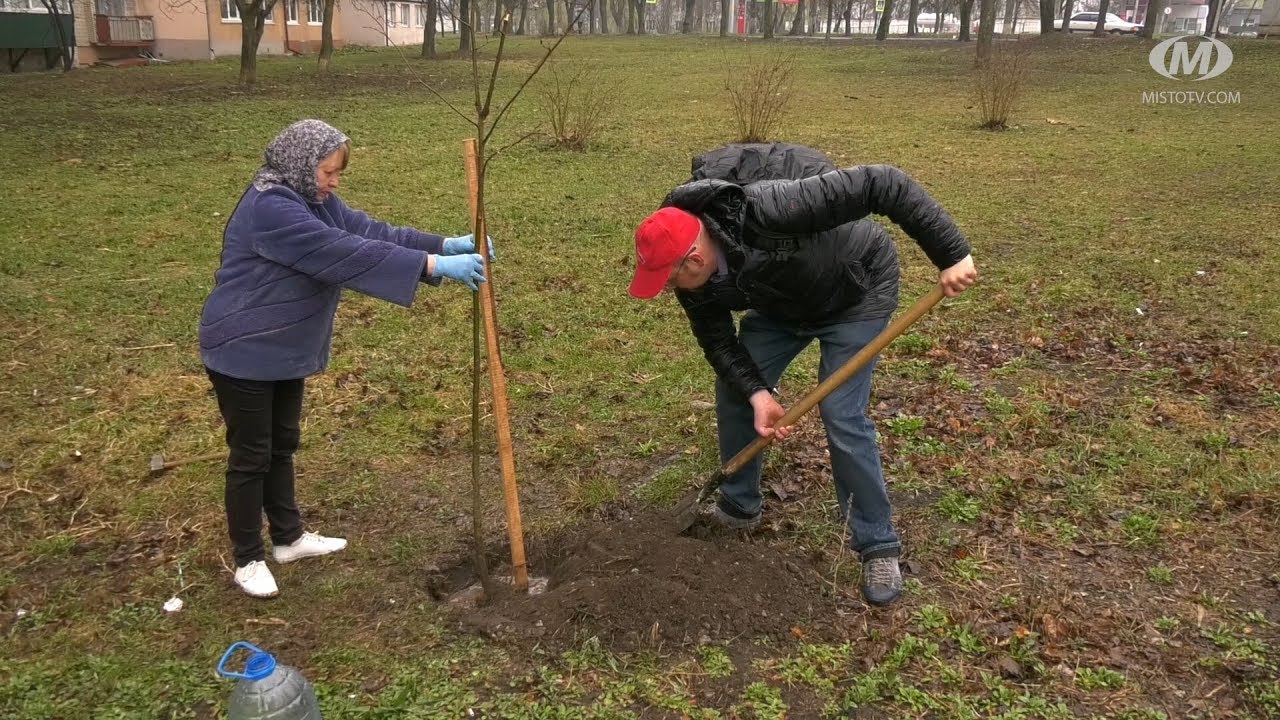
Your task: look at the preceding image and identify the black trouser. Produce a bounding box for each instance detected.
[207,368,306,567]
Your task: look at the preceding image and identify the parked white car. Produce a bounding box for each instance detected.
[1066,12,1142,33]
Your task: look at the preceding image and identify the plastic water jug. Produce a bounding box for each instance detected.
[217,641,322,720]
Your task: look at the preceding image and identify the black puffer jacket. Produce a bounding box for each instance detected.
[666,143,970,401]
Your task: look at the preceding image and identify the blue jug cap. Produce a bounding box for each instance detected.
[217,641,278,681]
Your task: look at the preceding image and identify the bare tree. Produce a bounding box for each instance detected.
[875,0,893,38]
[38,0,73,72]
[789,0,807,33]
[907,0,918,34]
[318,0,337,71]
[230,0,281,85]
[1092,0,1109,34]
[762,0,775,36]
[1140,0,1163,36]
[1059,0,1073,30]
[959,0,974,38]
[682,0,697,30]
[423,0,440,56]
[976,0,995,64]
[1038,0,1053,32]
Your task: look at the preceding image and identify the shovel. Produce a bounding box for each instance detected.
[672,286,946,534]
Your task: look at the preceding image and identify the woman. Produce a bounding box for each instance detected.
[199,119,491,598]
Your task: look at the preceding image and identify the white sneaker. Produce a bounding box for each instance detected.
[234,561,279,598]
[272,531,348,564]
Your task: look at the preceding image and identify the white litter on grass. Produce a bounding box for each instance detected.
[16,609,28,619]
[163,597,184,613]
[1136,307,1146,316]
[1196,270,1207,276]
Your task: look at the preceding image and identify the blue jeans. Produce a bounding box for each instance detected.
[714,311,900,559]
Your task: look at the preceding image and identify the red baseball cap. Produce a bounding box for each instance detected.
[628,207,701,299]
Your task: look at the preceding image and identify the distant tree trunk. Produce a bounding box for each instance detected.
[318,0,335,71]
[38,0,73,71]
[459,0,475,49]
[959,0,974,38]
[999,0,1013,31]
[720,0,731,33]
[236,0,277,85]
[422,0,439,55]
[761,0,775,36]
[789,0,806,32]
[1059,0,1073,30]
[977,0,995,63]
[599,0,610,31]
[517,0,528,32]
[1204,0,1220,34]
[546,0,557,33]
[826,0,834,36]
[634,0,647,32]
[1140,0,1162,36]
[907,0,918,34]
[1092,0,1109,33]
[1038,0,1053,32]
[875,0,893,37]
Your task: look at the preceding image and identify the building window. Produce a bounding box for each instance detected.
[221,0,240,21]
[96,0,135,14]
[286,0,298,22]
[416,3,426,26]
[307,0,322,23]
[387,1,397,25]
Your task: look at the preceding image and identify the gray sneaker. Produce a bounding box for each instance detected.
[861,556,903,606]
[706,503,761,530]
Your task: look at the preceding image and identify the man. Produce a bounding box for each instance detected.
[628,143,976,606]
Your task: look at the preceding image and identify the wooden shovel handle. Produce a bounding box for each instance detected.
[720,285,946,477]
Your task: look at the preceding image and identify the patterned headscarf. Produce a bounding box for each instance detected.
[252,119,350,202]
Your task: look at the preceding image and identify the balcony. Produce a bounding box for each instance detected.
[94,15,154,46]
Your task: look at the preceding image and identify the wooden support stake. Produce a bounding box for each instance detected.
[463,138,528,591]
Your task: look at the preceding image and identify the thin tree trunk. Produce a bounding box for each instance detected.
[1059,0,1073,30]
[39,0,73,71]
[998,0,1013,31]
[459,0,475,48]
[763,0,775,36]
[683,0,698,30]
[318,0,335,71]
[720,0,731,33]
[1092,0,1109,33]
[977,0,995,64]
[789,0,806,32]
[635,0,647,32]
[423,0,439,56]
[959,0,974,38]
[1204,0,1220,35]
[876,0,894,37]
[1140,0,1162,36]
[826,0,834,36]
[236,1,273,86]
[907,0,918,34]
[599,0,609,31]
[517,0,528,32]
[546,0,556,34]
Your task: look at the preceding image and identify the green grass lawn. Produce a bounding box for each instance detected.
[2,34,1278,718]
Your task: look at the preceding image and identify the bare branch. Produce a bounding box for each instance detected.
[483,2,589,147]
[467,1,483,118]
[480,12,513,118]
[350,0,475,128]
[483,130,546,174]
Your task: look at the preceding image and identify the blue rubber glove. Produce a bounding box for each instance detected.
[441,234,496,260]
[431,253,486,290]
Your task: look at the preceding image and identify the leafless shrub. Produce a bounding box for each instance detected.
[725,52,798,143]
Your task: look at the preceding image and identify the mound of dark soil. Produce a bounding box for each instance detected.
[452,512,849,651]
